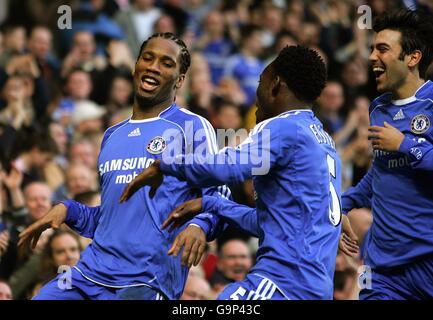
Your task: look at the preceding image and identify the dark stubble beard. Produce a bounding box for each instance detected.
[134,81,175,111]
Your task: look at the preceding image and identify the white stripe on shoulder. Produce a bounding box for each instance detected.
[252,110,302,134]
[253,116,281,135]
[370,102,388,117]
[417,98,433,107]
[158,118,188,150]
[178,108,218,154]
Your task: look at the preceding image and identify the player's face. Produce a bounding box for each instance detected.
[255,64,273,123]
[133,37,185,107]
[369,29,411,93]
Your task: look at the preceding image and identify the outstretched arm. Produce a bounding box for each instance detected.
[162,196,260,238]
[120,120,282,202]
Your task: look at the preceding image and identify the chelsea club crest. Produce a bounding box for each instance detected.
[147,136,167,154]
[410,114,430,134]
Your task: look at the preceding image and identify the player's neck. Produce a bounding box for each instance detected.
[131,99,174,120]
[392,74,425,100]
[279,95,311,114]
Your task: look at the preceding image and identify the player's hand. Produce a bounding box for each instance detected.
[339,215,359,257]
[162,198,203,232]
[119,160,164,202]
[368,122,405,152]
[168,224,206,268]
[18,203,67,250]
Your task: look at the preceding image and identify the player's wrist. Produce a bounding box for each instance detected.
[398,136,417,155]
[61,200,78,225]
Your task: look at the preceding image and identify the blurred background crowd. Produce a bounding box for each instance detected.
[1,0,433,300]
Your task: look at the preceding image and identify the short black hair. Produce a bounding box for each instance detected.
[373,9,433,79]
[137,32,191,75]
[272,45,327,103]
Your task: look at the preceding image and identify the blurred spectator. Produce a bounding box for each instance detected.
[105,73,133,114]
[59,0,124,57]
[115,0,162,57]
[340,96,372,188]
[210,239,252,295]
[161,0,189,37]
[0,230,9,259]
[0,74,34,130]
[214,77,247,110]
[340,56,369,104]
[214,101,242,130]
[61,31,107,78]
[70,139,98,170]
[71,100,106,140]
[153,14,177,34]
[213,101,243,147]
[48,122,69,168]
[64,68,93,101]
[51,68,93,126]
[195,11,235,85]
[223,25,265,109]
[0,31,3,56]
[0,181,53,280]
[0,280,12,300]
[260,5,284,49]
[315,81,345,136]
[181,273,212,300]
[2,53,51,120]
[27,26,60,97]
[186,53,214,117]
[9,229,82,300]
[23,182,53,222]
[184,0,215,37]
[0,25,26,68]
[10,135,58,186]
[53,163,97,203]
[333,268,358,300]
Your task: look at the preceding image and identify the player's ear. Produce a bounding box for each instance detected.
[271,76,281,97]
[407,50,422,69]
[175,74,185,89]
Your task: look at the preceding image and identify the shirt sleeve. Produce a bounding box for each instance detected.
[398,136,433,171]
[341,168,373,215]
[62,200,102,238]
[183,116,232,240]
[201,195,260,237]
[159,118,283,187]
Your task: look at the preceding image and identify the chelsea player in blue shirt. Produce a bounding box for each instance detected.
[18,33,233,300]
[341,9,433,300]
[121,46,343,300]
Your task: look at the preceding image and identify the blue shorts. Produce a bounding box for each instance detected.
[33,267,166,300]
[360,255,433,300]
[217,273,289,300]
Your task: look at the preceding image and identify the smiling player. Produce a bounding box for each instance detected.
[18,33,231,300]
[341,9,433,300]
